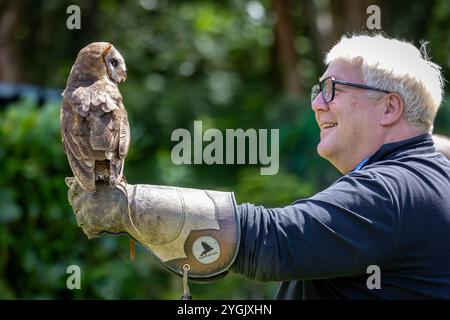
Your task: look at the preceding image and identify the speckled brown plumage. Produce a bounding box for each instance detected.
[61,42,130,192]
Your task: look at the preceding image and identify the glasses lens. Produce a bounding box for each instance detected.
[322,78,333,103]
[311,84,320,102]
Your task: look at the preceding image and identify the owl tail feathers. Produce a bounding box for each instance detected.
[109,155,128,200]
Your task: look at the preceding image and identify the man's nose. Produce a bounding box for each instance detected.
[311,93,329,112]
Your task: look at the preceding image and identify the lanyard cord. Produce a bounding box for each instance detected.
[353,158,369,172]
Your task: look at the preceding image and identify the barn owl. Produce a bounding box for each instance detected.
[61,42,130,194]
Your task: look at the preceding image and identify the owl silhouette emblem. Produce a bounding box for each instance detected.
[200,241,214,257]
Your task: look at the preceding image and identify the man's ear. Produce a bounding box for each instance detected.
[380,93,404,126]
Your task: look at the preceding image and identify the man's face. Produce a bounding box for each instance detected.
[312,59,384,173]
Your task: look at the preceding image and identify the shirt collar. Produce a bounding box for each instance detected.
[353,133,434,171]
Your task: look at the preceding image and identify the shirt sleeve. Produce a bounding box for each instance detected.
[230,170,400,282]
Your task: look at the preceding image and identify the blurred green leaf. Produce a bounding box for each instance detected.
[0,189,22,224]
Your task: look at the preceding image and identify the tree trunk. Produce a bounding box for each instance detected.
[305,0,392,55]
[272,0,303,97]
[0,1,22,83]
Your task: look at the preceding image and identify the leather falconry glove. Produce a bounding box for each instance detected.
[67,180,240,281]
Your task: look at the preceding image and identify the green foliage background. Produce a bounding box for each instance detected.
[0,0,449,299]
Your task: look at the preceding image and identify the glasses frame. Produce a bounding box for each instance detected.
[311,76,391,103]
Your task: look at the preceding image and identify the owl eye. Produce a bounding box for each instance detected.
[110,58,118,67]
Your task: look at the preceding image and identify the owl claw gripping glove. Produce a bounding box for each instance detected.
[67,180,240,281]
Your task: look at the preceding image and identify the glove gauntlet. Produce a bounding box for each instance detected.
[69,181,240,280]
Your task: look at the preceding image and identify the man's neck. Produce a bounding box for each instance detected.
[381,124,426,146]
[339,125,427,174]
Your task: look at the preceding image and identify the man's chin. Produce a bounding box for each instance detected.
[317,142,336,161]
[317,141,329,157]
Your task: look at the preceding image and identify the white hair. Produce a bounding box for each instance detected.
[325,34,444,132]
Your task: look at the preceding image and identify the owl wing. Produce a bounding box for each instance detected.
[61,97,96,192]
[69,80,120,117]
[118,101,130,159]
[63,79,127,189]
[109,101,131,186]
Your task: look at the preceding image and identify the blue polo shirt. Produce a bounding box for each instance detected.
[231,134,450,299]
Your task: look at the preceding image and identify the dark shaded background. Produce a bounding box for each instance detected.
[0,0,449,299]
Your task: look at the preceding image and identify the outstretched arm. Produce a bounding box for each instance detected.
[67,180,240,281]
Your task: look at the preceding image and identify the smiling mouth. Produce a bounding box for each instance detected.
[321,123,338,130]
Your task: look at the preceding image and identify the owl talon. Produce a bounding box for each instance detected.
[65,177,75,188]
[116,179,128,197]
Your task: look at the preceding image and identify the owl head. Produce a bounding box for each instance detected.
[103,44,127,84]
[71,42,127,84]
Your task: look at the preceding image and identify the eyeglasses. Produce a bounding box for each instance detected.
[311,76,391,103]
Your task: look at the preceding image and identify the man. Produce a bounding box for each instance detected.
[68,34,450,299]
